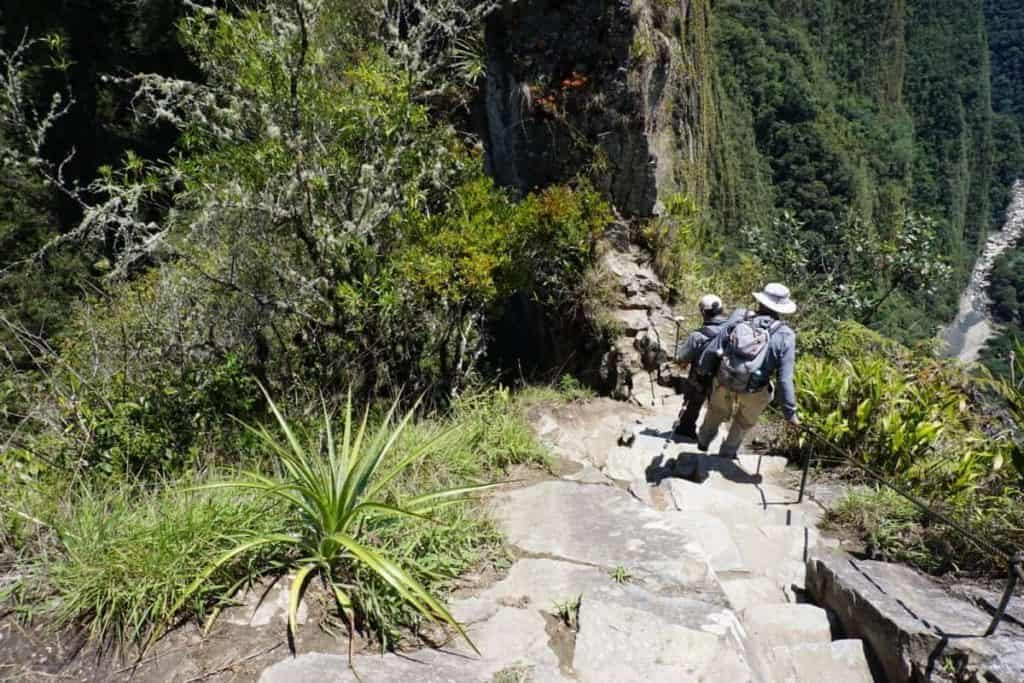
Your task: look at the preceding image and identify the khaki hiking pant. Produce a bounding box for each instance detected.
[697,380,773,458]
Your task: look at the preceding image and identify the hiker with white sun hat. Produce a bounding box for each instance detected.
[695,283,799,458]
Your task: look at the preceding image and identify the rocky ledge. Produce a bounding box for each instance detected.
[806,553,1024,682]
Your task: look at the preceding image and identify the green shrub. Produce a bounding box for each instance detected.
[823,488,938,570]
[71,354,259,478]
[168,385,547,653]
[791,326,1023,575]
[792,354,991,485]
[174,390,498,657]
[824,486,1024,574]
[450,387,549,472]
[6,386,547,654]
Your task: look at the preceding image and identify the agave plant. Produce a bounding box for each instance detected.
[169,387,494,660]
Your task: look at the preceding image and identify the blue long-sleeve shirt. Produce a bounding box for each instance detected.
[739,310,798,419]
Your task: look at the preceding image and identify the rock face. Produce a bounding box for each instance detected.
[598,244,685,404]
[483,0,720,405]
[806,553,1024,682]
[483,0,716,217]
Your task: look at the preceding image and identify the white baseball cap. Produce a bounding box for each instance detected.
[698,294,722,314]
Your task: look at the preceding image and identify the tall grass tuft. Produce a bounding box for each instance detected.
[46,484,284,651]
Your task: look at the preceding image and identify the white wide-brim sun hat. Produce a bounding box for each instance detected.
[753,282,797,315]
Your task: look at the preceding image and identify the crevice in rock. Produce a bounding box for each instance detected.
[540,609,578,678]
[506,545,605,570]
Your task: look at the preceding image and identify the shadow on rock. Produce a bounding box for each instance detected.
[645,454,763,487]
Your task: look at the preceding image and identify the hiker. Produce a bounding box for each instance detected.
[673,294,729,439]
[696,283,799,458]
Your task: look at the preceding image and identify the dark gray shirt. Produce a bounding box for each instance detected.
[675,316,729,367]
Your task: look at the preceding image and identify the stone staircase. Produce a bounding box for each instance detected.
[537,395,874,683]
[258,391,875,682]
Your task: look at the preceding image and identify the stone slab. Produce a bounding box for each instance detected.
[222,576,308,627]
[495,481,718,591]
[736,454,789,476]
[669,511,745,573]
[768,640,873,683]
[259,605,562,682]
[574,598,753,683]
[719,577,790,612]
[666,478,794,528]
[743,604,833,649]
[258,650,567,683]
[807,553,1024,682]
[563,464,615,485]
[730,524,821,569]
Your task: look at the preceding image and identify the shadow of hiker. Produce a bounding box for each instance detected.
[645,453,763,487]
[639,427,693,444]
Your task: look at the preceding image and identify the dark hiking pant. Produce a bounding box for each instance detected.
[677,373,712,434]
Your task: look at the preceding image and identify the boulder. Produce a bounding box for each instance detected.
[806,553,1024,682]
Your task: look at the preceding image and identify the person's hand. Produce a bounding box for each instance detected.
[786,415,801,429]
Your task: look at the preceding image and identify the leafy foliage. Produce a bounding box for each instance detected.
[5,385,543,652]
[786,321,1022,572]
[711,0,1006,342]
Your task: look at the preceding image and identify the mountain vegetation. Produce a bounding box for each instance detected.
[979,0,1024,375]
[1,0,1023,663]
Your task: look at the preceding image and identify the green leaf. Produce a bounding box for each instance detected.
[329,531,478,655]
[289,563,318,641]
[163,533,299,644]
[405,482,506,512]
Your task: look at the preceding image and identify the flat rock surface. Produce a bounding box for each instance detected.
[495,480,722,596]
[768,640,874,683]
[807,553,1024,682]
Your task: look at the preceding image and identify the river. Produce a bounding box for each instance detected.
[942,180,1024,363]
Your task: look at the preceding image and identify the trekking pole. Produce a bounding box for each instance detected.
[797,430,812,504]
[672,316,685,359]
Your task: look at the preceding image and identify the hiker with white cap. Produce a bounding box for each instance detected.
[695,283,799,458]
[673,294,731,439]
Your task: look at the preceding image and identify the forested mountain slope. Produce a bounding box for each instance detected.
[713,0,1004,341]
